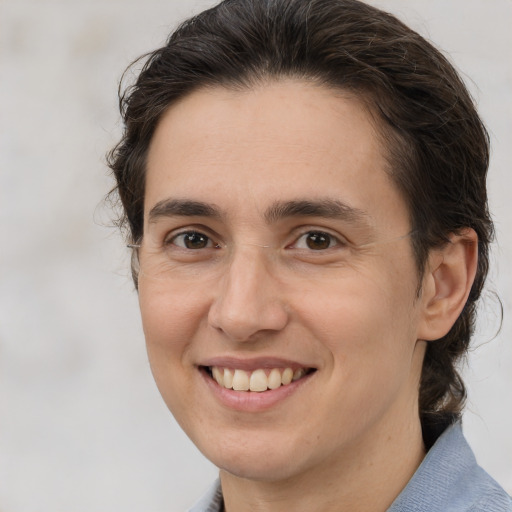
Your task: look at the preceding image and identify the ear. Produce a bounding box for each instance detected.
[417,229,478,341]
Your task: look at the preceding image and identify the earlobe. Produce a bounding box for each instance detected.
[417,229,478,341]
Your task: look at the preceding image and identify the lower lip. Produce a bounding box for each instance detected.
[200,368,315,412]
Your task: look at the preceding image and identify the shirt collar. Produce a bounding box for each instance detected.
[188,479,223,512]
[387,420,511,511]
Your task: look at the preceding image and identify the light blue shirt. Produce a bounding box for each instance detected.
[189,422,512,511]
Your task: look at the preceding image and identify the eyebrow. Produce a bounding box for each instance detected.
[264,199,370,225]
[147,197,370,226]
[148,199,223,223]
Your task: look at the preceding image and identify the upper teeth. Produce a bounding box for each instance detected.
[211,366,307,392]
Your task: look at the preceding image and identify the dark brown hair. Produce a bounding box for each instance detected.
[108,0,494,427]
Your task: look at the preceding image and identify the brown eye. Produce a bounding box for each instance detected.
[172,231,213,249]
[292,231,339,251]
[305,232,332,250]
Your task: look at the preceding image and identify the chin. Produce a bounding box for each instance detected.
[217,454,305,482]
[195,427,317,482]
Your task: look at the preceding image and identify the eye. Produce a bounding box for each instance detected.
[168,231,217,250]
[293,231,341,250]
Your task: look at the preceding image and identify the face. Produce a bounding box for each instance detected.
[139,81,428,482]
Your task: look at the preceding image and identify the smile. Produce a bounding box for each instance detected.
[206,366,315,392]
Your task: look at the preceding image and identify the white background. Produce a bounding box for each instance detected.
[0,0,511,510]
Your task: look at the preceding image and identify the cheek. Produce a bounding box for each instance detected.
[137,282,206,422]
[139,278,204,337]
[137,279,207,382]
[298,280,421,434]
[298,267,420,380]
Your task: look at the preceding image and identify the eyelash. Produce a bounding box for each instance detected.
[165,229,345,251]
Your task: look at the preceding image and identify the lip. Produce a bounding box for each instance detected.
[198,357,317,412]
[199,356,312,372]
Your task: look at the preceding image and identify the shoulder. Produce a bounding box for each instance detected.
[388,421,512,512]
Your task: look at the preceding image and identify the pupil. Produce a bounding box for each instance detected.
[185,233,208,249]
[306,232,330,250]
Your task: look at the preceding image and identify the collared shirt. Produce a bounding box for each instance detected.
[188,422,512,512]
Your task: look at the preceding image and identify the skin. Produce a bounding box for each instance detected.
[138,81,478,512]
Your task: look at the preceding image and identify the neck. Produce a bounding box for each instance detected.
[220,409,425,512]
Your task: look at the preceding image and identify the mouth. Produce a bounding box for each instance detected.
[202,365,316,392]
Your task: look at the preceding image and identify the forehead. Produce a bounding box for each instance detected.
[145,80,409,234]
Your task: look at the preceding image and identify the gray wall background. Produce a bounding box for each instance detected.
[0,0,510,510]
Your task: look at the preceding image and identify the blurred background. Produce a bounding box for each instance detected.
[0,0,510,510]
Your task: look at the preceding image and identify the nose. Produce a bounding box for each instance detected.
[208,247,289,342]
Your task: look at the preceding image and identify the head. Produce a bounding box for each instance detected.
[108,0,492,441]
